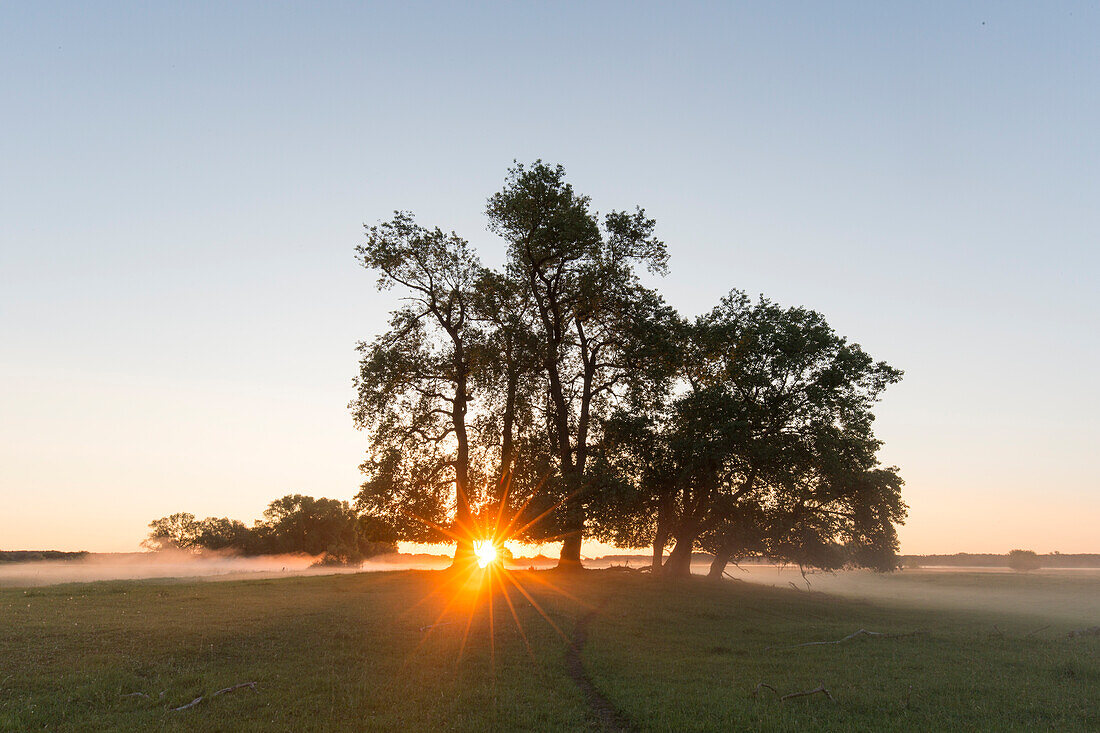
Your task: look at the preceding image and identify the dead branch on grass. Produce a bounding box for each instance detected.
[753,681,835,702]
[781,685,835,702]
[753,682,779,697]
[765,628,926,651]
[170,681,256,712]
[171,696,204,711]
[212,682,257,696]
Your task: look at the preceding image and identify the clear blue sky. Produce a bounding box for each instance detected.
[2,2,1097,553]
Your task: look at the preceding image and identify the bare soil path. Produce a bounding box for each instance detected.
[566,606,637,732]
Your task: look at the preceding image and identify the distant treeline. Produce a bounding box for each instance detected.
[901,553,1100,568]
[0,550,90,564]
[600,552,1100,569]
[145,494,397,566]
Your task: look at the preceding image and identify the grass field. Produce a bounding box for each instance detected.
[1,568,1098,731]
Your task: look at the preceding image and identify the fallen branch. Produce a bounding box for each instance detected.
[766,628,926,651]
[170,682,256,711]
[604,565,641,573]
[212,682,257,697]
[753,681,835,702]
[1024,624,1050,638]
[753,682,779,698]
[781,685,835,702]
[171,696,205,712]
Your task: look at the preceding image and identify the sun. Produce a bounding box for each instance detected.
[473,539,497,568]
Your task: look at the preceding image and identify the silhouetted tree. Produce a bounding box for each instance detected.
[590,292,905,578]
[141,513,199,551]
[260,494,367,563]
[352,213,486,566]
[663,294,904,577]
[487,161,670,569]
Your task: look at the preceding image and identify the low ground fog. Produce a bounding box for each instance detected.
[3,553,1097,625]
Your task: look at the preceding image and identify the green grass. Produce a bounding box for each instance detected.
[1,569,1097,731]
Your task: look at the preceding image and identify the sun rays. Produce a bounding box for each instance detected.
[397,477,596,672]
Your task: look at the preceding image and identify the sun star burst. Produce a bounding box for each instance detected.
[474,539,497,568]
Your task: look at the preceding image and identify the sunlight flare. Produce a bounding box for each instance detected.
[474,539,498,568]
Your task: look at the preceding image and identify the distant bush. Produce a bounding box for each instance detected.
[1007,549,1041,572]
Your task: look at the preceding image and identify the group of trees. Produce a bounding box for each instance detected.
[353,161,907,577]
[143,494,397,565]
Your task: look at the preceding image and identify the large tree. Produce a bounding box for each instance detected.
[351,213,486,566]
[258,494,374,564]
[590,291,905,578]
[660,292,904,577]
[141,512,199,551]
[486,161,670,569]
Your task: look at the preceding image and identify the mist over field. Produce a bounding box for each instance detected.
[726,564,1100,625]
[0,551,447,587]
[4,552,1096,628]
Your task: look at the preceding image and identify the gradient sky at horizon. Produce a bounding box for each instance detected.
[2,2,1098,555]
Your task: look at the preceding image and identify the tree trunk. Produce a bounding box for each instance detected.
[556,467,585,570]
[708,550,731,579]
[449,345,475,570]
[558,318,596,571]
[558,532,583,571]
[449,492,475,569]
[652,505,669,573]
[651,539,665,575]
[664,537,695,578]
[556,490,585,568]
[496,368,518,504]
[545,355,582,572]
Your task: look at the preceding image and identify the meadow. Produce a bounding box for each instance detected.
[1,567,1097,731]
